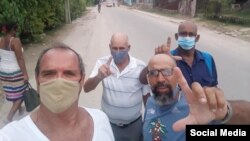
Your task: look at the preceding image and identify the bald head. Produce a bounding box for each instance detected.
[147,54,178,106]
[110,32,129,46]
[178,21,197,34]
[148,54,176,70]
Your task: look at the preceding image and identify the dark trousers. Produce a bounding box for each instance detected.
[110,116,143,141]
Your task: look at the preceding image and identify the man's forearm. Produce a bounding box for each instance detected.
[83,76,102,93]
[226,100,250,124]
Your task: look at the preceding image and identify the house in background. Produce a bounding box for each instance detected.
[127,0,249,17]
[153,0,179,10]
[232,0,249,10]
[135,0,179,11]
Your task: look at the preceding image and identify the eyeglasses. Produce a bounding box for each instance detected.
[148,68,173,77]
[178,32,197,37]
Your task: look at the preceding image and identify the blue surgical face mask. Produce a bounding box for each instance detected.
[111,50,128,64]
[177,36,196,50]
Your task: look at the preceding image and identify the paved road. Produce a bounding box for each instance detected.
[1,5,250,128]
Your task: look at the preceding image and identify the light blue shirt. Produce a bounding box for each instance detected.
[143,90,188,141]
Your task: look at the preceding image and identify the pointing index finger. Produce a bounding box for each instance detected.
[173,67,194,103]
[166,36,182,61]
[162,37,171,54]
[106,57,112,66]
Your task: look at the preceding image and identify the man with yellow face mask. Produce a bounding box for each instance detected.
[0,43,114,141]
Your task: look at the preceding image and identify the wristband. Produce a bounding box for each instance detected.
[220,101,233,124]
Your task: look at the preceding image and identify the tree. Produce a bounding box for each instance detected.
[65,0,71,24]
[178,0,197,17]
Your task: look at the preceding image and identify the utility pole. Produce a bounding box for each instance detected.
[65,0,71,24]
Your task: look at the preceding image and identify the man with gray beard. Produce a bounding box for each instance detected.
[151,80,175,106]
[143,54,230,141]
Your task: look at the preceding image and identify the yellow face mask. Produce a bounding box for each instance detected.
[39,78,80,113]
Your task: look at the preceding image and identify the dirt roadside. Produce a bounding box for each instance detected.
[134,7,250,42]
[192,18,250,42]
[173,14,250,42]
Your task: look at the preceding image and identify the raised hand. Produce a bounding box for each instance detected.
[171,67,228,132]
[155,37,182,60]
[155,37,171,54]
[97,57,113,80]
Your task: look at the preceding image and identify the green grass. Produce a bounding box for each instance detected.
[137,7,179,18]
[231,9,250,18]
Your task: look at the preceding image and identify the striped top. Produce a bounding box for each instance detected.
[0,37,27,101]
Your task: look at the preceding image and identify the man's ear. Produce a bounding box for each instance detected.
[79,74,85,94]
[175,33,178,40]
[195,34,200,42]
[146,74,152,88]
[80,74,85,86]
[35,75,40,93]
[128,44,131,51]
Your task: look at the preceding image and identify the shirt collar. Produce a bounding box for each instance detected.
[174,48,205,62]
[110,54,137,74]
[194,50,205,62]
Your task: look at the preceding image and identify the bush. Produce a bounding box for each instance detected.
[217,15,250,25]
[204,1,222,18]
[201,0,250,26]
[70,0,86,20]
[0,0,87,43]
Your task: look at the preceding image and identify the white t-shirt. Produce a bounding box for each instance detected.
[0,37,20,73]
[0,107,114,141]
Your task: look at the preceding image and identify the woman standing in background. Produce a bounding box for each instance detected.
[0,22,29,122]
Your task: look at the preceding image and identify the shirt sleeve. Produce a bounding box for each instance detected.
[0,131,10,141]
[211,57,218,86]
[139,60,152,96]
[142,84,151,96]
[89,59,102,78]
